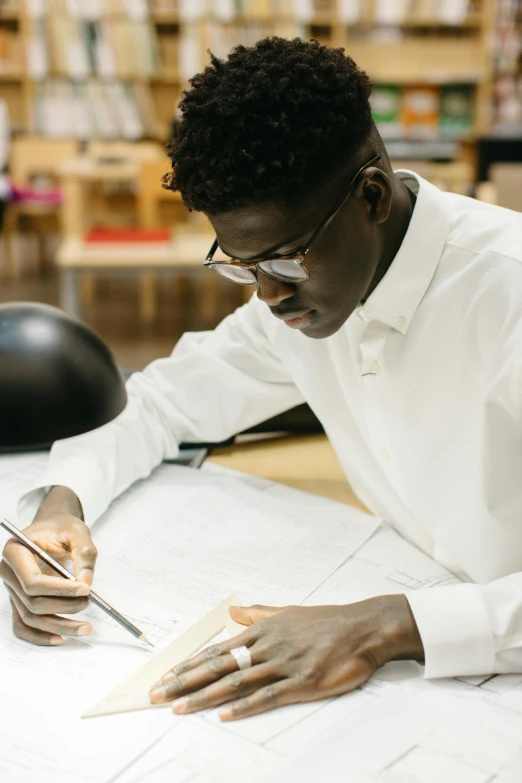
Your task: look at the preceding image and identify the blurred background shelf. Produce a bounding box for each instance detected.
[0,0,520,369]
[0,1,513,156]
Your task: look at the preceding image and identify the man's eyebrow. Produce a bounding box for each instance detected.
[219,235,308,262]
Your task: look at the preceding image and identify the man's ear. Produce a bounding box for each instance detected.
[361,169,393,224]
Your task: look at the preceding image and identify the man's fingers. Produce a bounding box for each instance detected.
[7,588,92,638]
[10,597,63,647]
[160,627,258,683]
[229,604,285,626]
[0,557,88,600]
[219,681,296,721]
[151,642,269,704]
[151,652,240,703]
[2,538,89,596]
[70,536,98,586]
[170,664,282,715]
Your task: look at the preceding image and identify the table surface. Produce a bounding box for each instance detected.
[207,433,367,512]
[56,232,213,268]
[59,156,142,180]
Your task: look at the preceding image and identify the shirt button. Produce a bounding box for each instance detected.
[369,361,380,374]
[396,316,406,330]
[380,447,390,461]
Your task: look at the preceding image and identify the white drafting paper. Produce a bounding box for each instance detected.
[116,718,278,783]
[91,464,379,618]
[303,523,461,606]
[247,688,522,783]
[3,455,522,783]
[102,501,522,782]
[0,582,191,782]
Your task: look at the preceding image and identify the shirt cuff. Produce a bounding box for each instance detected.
[17,456,109,529]
[406,583,495,678]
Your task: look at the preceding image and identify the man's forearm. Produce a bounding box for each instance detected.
[33,486,84,522]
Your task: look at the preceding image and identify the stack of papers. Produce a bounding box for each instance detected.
[1,456,521,782]
[0,457,378,782]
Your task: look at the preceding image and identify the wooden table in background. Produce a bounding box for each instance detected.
[208,433,367,512]
[59,156,142,237]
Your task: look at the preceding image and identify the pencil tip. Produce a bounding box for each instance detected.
[139,633,155,648]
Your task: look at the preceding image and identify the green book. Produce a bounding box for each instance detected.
[440,86,474,138]
[370,86,402,139]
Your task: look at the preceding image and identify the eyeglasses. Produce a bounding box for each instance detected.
[203,154,381,286]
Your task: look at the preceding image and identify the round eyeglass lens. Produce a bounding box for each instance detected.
[210,264,257,285]
[258,258,309,282]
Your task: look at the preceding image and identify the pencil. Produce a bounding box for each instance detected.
[1,518,154,649]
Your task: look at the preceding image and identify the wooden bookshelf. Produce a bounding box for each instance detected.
[0,0,508,170]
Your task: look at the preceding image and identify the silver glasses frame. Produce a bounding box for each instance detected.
[203,154,382,286]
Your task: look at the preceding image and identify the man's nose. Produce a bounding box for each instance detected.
[256,271,295,307]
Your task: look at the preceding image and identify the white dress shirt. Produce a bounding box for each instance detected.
[19,172,522,680]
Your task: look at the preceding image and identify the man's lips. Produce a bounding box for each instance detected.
[271,309,313,329]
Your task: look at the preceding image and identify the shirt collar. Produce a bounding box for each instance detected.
[358,171,452,335]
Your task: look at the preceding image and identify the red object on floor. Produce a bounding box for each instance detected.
[85,227,171,243]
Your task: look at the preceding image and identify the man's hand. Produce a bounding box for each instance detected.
[0,486,97,646]
[149,596,424,721]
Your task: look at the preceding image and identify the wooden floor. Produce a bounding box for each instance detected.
[0,232,243,370]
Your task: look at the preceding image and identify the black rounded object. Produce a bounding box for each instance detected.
[0,302,127,450]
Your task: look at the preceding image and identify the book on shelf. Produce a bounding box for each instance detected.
[33,78,158,140]
[292,0,315,23]
[338,0,361,25]
[401,85,440,138]
[156,23,179,75]
[28,11,161,79]
[435,0,470,25]
[370,85,402,138]
[213,0,236,23]
[246,0,272,20]
[176,14,310,79]
[133,79,163,138]
[149,0,178,14]
[375,0,409,24]
[371,84,475,140]
[0,25,21,75]
[379,0,471,24]
[439,85,474,137]
[26,15,49,79]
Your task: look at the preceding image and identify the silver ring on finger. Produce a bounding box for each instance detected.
[230,645,252,670]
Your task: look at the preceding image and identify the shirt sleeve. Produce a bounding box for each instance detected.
[18,297,304,528]
[406,324,522,679]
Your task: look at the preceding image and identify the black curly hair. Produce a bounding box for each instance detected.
[164,37,375,214]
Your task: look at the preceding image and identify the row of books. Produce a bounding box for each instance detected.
[343,0,474,26]
[33,79,162,138]
[491,0,522,131]
[178,20,306,79]
[20,0,475,24]
[494,0,521,75]
[26,0,149,18]
[154,0,474,24]
[26,14,161,79]
[371,85,475,139]
[175,0,324,22]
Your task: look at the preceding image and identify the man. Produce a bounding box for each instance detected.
[2,37,522,723]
